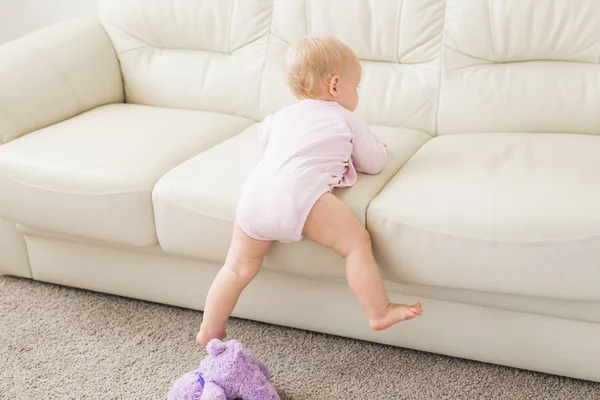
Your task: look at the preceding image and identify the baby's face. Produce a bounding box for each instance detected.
[335,59,361,112]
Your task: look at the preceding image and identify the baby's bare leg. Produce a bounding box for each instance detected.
[303,193,422,330]
[197,223,273,346]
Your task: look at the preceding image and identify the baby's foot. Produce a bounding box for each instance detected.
[369,302,422,331]
[196,327,226,347]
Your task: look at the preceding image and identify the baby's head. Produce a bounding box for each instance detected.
[284,36,361,111]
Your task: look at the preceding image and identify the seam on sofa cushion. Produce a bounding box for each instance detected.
[227,0,235,54]
[0,171,149,195]
[368,207,600,246]
[433,0,449,137]
[153,193,235,222]
[487,0,499,62]
[257,0,275,119]
[21,45,81,115]
[118,45,149,55]
[394,0,404,63]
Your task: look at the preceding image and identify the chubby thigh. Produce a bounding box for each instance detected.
[226,222,273,270]
[302,193,370,257]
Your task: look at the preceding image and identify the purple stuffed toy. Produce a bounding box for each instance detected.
[168,339,280,400]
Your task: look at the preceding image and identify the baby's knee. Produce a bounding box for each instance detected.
[224,255,263,279]
[352,227,372,251]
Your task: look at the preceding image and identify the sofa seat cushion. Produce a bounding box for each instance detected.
[153,124,430,278]
[0,104,252,246]
[368,133,600,301]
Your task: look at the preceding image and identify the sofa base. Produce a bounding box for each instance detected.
[18,233,600,382]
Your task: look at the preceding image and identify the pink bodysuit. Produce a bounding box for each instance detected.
[236,99,387,243]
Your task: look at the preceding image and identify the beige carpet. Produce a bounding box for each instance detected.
[1,276,599,400]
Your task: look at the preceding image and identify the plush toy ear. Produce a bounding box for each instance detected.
[199,381,226,400]
[258,359,272,382]
[206,339,227,356]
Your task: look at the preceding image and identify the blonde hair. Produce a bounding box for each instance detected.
[284,36,357,99]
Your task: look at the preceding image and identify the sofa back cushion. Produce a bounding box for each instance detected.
[100,0,445,134]
[438,0,600,135]
[100,0,272,120]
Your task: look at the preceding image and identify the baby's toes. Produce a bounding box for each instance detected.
[413,303,423,315]
[409,305,422,316]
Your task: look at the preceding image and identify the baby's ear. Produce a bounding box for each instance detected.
[206,339,227,356]
[328,75,340,97]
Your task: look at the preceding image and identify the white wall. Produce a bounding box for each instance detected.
[0,0,99,44]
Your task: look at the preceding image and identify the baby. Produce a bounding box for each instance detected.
[197,37,422,346]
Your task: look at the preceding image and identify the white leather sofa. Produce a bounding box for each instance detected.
[1,0,599,382]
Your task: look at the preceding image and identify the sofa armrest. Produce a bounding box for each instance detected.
[0,18,123,144]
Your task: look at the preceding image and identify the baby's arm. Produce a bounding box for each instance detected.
[257,115,273,147]
[346,112,387,174]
